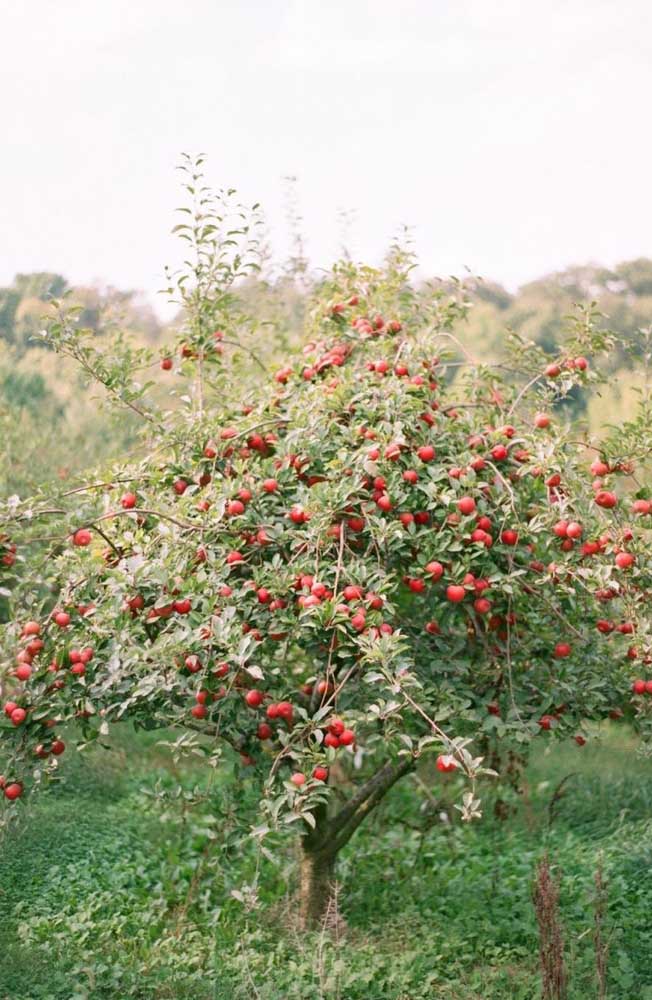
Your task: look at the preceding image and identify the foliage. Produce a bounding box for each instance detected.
[0,725,651,999]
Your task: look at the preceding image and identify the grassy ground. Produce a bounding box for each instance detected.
[0,725,650,1000]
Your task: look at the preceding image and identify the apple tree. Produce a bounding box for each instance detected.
[2,163,652,927]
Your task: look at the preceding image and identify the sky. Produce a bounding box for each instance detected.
[2,0,652,318]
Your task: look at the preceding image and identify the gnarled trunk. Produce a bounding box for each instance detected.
[298,844,336,929]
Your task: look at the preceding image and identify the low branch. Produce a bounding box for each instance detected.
[179,718,247,755]
[326,756,416,854]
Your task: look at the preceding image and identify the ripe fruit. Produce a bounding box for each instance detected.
[566,521,583,539]
[471,528,491,546]
[473,597,491,615]
[590,459,610,476]
[500,530,519,546]
[407,578,426,594]
[324,733,340,748]
[120,492,137,509]
[436,754,458,773]
[339,729,355,746]
[173,479,188,495]
[262,478,279,493]
[457,496,476,515]
[402,469,418,484]
[161,357,173,370]
[538,714,555,730]
[51,740,65,756]
[4,783,23,801]
[21,621,40,637]
[276,701,294,723]
[446,585,466,603]
[416,445,435,462]
[191,704,208,719]
[10,707,26,726]
[615,552,635,570]
[290,772,306,787]
[632,679,646,694]
[54,611,71,627]
[312,766,329,781]
[554,643,571,659]
[15,664,31,681]
[227,499,245,517]
[491,444,508,461]
[534,413,550,429]
[425,561,444,581]
[545,363,561,378]
[257,723,273,740]
[245,690,264,708]
[72,529,92,547]
[184,654,202,673]
[595,491,617,509]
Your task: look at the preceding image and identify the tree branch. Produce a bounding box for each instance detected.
[325,756,416,854]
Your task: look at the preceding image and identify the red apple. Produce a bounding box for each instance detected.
[457,496,476,515]
[4,783,23,801]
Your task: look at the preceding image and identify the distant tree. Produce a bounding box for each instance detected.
[615,258,652,298]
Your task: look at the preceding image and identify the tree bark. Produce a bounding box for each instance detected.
[298,843,337,930]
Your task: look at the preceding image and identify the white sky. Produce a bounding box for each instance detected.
[2,0,652,318]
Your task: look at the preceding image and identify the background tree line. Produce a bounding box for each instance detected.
[2,256,652,498]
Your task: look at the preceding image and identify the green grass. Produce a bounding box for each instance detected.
[0,726,650,999]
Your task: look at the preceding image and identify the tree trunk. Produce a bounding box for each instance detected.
[298,844,336,929]
[295,756,416,928]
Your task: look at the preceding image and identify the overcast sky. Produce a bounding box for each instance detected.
[2,1,652,317]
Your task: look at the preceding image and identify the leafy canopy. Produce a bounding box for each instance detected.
[2,160,652,835]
